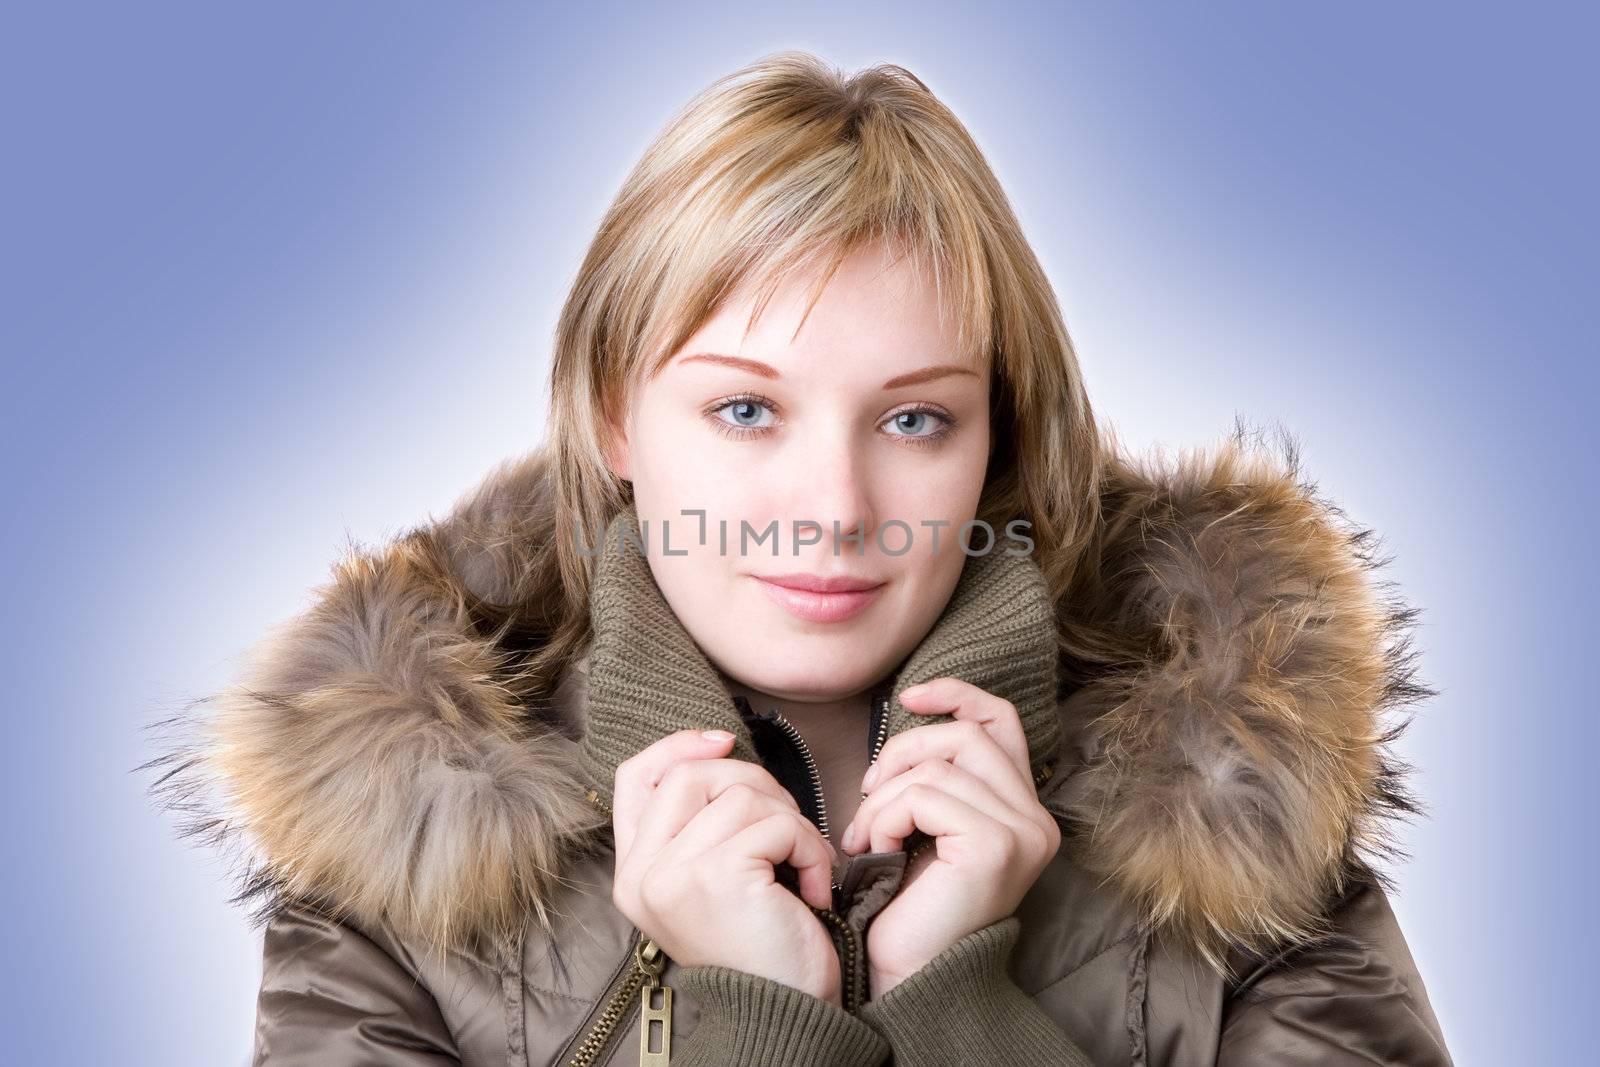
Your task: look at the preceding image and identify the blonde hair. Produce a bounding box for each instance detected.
[503,50,1104,691]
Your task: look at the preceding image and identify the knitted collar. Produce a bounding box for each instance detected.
[575,503,1063,809]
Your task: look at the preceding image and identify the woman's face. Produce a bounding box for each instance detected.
[606,242,992,703]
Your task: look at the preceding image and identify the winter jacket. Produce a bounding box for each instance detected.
[148,441,1455,1065]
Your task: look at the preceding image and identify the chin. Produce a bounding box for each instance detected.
[720,646,884,703]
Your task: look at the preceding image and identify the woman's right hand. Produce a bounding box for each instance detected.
[609,728,844,1004]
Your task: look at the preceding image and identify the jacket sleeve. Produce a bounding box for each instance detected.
[674,964,890,1066]
[252,900,459,1066]
[856,916,1094,1066]
[1218,879,1454,1066]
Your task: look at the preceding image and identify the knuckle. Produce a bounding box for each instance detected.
[758,810,792,833]
[722,781,762,810]
[989,833,1020,864]
[760,772,800,805]
[611,874,640,914]
[1020,820,1052,858]
[658,761,696,792]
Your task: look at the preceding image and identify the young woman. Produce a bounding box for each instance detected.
[151,52,1454,1065]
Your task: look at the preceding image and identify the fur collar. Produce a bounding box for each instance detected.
[145,428,1432,970]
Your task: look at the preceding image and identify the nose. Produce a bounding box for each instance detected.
[786,429,877,559]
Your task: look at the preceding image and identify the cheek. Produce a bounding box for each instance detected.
[626,404,739,517]
[878,438,990,523]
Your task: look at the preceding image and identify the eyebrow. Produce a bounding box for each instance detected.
[676,353,980,389]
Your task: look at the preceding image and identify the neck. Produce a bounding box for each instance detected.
[718,671,878,850]
[719,675,871,745]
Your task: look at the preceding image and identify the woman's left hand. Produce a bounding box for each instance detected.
[840,677,1061,998]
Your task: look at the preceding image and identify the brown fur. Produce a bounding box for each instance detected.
[1054,421,1432,973]
[143,421,1434,970]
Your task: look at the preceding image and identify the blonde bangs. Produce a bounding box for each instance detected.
[606,54,998,384]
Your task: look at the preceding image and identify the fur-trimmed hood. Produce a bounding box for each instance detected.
[145,425,1433,973]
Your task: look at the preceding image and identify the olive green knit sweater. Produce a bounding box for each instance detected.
[578,504,1094,1066]
[674,915,1095,1066]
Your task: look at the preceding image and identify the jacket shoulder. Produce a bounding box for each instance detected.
[256,900,461,1064]
[1218,879,1454,1065]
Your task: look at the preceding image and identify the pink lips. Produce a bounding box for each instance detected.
[753,573,887,623]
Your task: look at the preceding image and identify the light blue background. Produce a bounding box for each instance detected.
[4,3,1592,1063]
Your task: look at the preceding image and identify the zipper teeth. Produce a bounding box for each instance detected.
[770,710,830,840]
[868,693,890,766]
[777,692,889,1012]
[588,722,1054,857]
[567,930,649,1067]
[809,901,864,1013]
[575,794,668,1066]
[589,763,1055,864]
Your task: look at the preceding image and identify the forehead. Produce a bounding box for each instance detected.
[671,246,982,377]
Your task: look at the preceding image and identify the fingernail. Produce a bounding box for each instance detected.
[863,764,880,789]
[701,729,734,742]
[842,822,856,851]
[900,683,928,699]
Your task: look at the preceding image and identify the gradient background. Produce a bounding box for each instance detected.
[5,3,1592,1063]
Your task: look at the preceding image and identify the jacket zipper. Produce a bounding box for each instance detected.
[573,692,1058,1057]
[732,691,1053,1012]
[774,694,1062,1011]
[768,687,893,851]
[575,788,673,1067]
[764,688,892,1013]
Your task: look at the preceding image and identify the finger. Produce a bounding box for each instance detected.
[661,779,839,902]
[681,808,837,912]
[625,758,803,873]
[844,757,1024,855]
[613,729,739,859]
[660,781,812,858]
[861,719,1034,814]
[895,677,1030,777]
[861,782,1004,856]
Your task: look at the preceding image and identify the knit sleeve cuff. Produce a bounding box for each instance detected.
[857,916,1093,1066]
[674,964,890,1067]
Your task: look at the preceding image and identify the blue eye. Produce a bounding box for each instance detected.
[886,411,935,436]
[707,396,778,436]
[881,407,956,447]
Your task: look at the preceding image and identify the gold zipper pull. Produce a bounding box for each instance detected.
[637,937,673,1065]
